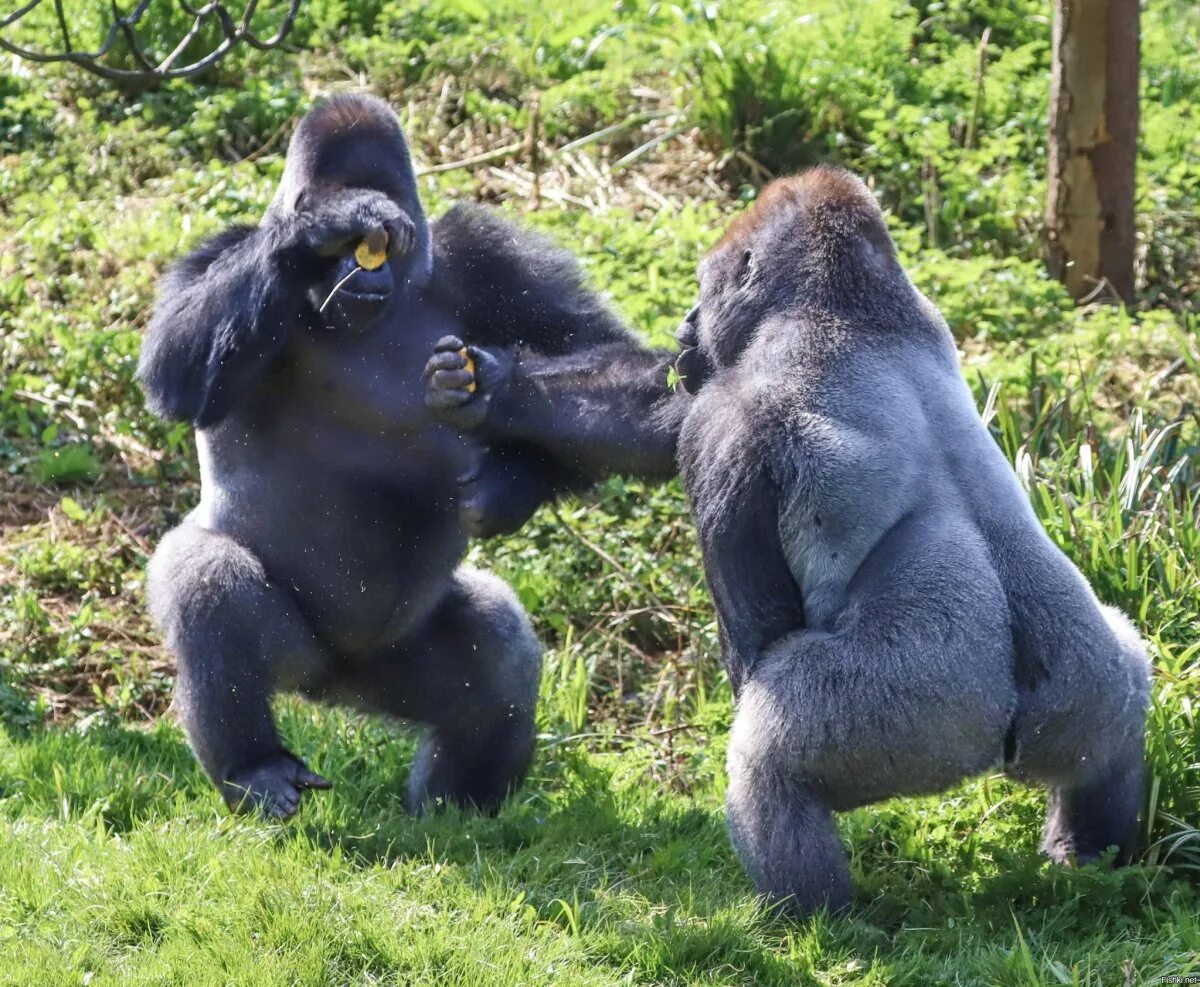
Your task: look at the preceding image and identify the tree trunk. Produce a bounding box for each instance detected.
[1045,0,1139,303]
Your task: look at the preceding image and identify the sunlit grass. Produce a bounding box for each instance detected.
[1,0,1197,982]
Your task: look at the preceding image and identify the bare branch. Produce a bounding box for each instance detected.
[0,0,300,84]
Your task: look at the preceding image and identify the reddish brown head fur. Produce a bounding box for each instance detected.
[275,93,417,214]
[712,165,884,255]
[296,93,399,142]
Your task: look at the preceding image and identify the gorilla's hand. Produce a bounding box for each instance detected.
[674,304,713,395]
[221,749,332,819]
[424,335,515,430]
[289,188,417,263]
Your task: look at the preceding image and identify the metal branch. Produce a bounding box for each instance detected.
[0,0,301,83]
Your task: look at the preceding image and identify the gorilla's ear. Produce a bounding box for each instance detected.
[736,249,755,288]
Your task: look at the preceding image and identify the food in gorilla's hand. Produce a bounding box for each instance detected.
[458,347,477,393]
[354,227,389,270]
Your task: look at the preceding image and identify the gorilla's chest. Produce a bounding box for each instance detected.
[196,302,476,653]
[287,305,459,435]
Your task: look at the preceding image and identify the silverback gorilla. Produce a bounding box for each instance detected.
[674,167,1150,915]
[139,93,681,817]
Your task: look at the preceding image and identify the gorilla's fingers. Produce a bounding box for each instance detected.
[295,768,332,789]
[431,369,474,391]
[423,349,467,379]
[433,335,466,354]
[280,787,301,810]
[385,216,417,257]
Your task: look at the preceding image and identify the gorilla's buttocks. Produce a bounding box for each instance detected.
[139,94,672,817]
[676,167,1151,915]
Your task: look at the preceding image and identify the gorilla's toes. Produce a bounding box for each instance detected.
[222,751,331,819]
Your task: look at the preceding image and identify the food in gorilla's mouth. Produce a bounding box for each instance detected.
[319,229,392,312]
[354,227,389,270]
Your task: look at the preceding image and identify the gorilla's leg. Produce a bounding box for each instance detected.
[327,566,541,812]
[722,524,1015,915]
[726,719,851,915]
[147,518,333,817]
[1039,740,1144,865]
[1003,590,1150,865]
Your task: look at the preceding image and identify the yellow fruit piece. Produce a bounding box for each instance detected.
[458,347,477,393]
[354,242,387,271]
[355,228,389,270]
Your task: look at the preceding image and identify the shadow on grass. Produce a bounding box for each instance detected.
[0,716,206,834]
[2,710,1194,985]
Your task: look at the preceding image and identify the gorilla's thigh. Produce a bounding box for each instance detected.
[1003,603,1148,864]
[147,517,332,799]
[733,531,1016,810]
[328,566,542,810]
[329,565,540,722]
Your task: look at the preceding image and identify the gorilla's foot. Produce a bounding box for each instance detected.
[407,717,535,815]
[1040,749,1143,866]
[222,750,332,819]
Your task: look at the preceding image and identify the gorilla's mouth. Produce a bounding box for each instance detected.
[674,346,711,394]
[317,261,394,329]
[340,264,392,299]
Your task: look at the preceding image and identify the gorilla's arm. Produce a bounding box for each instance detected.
[140,189,407,428]
[138,223,308,428]
[483,344,685,479]
[682,422,805,693]
[427,203,686,480]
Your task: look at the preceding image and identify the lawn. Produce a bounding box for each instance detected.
[1,1,1198,983]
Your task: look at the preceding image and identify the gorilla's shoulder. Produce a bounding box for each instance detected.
[430,203,631,352]
[431,202,564,274]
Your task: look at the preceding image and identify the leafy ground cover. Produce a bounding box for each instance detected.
[1,1,1197,983]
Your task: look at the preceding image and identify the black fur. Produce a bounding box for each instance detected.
[423,204,689,484]
[139,94,673,817]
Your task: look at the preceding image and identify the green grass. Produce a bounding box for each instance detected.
[2,705,1198,986]
[1,0,1198,982]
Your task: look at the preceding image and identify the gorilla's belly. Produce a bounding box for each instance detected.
[202,466,468,656]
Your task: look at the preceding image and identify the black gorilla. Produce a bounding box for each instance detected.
[139,93,681,817]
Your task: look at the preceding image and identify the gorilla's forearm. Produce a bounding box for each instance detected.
[486,344,688,480]
[138,221,307,427]
[425,203,688,483]
[682,428,806,693]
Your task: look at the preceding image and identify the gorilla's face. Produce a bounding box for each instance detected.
[279,93,434,338]
[675,241,766,393]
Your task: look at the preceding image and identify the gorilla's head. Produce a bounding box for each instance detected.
[272,94,434,334]
[675,166,902,393]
